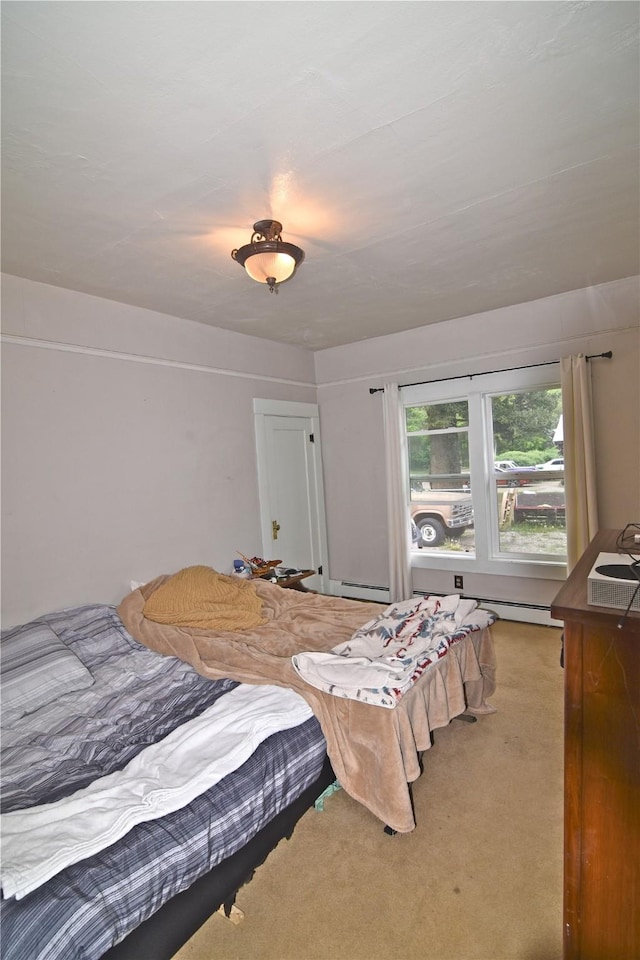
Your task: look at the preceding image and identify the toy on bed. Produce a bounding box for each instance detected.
[236,552,282,578]
[0,604,331,960]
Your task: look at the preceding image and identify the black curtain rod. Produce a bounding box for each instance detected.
[368,350,612,394]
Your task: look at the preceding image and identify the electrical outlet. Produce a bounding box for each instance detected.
[454,575,464,590]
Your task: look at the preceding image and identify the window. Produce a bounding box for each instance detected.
[403,368,566,577]
[407,401,473,551]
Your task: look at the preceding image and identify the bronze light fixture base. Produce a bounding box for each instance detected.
[231,220,305,293]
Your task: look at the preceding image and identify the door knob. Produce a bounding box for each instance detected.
[272,520,281,540]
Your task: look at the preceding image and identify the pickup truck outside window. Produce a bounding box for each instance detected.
[404,384,566,565]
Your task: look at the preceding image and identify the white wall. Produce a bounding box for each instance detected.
[1,276,317,625]
[315,277,640,608]
[3,274,638,625]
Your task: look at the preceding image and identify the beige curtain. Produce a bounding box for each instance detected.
[382,383,412,601]
[561,354,599,570]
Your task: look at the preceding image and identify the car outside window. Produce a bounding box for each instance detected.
[403,370,567,575]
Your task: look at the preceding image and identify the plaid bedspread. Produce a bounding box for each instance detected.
[0,605,326,960]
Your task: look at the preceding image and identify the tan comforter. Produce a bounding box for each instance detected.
[117,577,496,833]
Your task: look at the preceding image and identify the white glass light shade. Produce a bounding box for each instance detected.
[231,221,305,291]
[244,250,296,284]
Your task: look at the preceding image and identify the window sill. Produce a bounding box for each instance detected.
[411,550,567,581]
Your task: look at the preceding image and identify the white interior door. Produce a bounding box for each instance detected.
[254,400,328,593]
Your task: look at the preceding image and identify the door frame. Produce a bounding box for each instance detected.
[253,398,329,594]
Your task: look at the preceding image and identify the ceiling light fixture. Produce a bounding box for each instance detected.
[231,220,305,294]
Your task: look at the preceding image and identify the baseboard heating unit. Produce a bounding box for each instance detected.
[333,581,391,603]
[587,553,640,611]
[332,582,561,625]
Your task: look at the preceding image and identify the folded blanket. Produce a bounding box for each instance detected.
[1,684,311,899]
[143,565,266,630]
[292,595,495,707]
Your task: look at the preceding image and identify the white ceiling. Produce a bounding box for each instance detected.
[2,1,639,350]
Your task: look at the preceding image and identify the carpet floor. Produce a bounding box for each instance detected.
[173,620,564,960]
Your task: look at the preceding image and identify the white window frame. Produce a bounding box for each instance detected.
[404,365,566,582]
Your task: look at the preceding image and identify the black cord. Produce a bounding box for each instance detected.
[618,579,640,630]
[616,523,640,630]
[616,524,640,628]
[616,522,640,560]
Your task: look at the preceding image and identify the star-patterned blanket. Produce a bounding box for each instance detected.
[292,594,496,707]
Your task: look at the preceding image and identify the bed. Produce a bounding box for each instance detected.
[1,570,496,960]
[0,603,332,960]
[117,567,497,834]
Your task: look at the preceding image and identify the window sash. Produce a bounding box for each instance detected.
[403,367,566,579]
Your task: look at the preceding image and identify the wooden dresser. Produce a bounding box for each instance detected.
[551,529,640,960]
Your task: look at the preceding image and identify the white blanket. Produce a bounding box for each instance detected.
[292,594,495,708]
[1,684,312,900]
